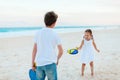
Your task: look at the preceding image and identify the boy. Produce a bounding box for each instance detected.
[32,11,63,80]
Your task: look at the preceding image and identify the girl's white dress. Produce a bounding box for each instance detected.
[80,38,94,64]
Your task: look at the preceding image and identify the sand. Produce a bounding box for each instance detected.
[0,28,120,80]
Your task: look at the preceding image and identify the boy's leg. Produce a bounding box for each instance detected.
[90,61,94,76]
[81,63,86,76]
[45,63,57,80]
[36,66,46,80]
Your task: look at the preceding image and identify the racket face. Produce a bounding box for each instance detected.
[29,69,36,80]
[72,50,78,54]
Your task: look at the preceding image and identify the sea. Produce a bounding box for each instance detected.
[0,26,119,38]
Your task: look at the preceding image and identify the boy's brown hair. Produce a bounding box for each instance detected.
[44,11,58,26]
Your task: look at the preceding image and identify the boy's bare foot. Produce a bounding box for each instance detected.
[91,72,94,76]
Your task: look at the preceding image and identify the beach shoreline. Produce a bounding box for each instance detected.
[0,26,119,38]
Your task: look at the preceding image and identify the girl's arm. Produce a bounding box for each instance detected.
[92,40,100,52]
[78,40,84,50]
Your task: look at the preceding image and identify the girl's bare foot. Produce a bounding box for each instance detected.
[91,72,94,76]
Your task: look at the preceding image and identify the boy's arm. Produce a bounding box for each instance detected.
[57,45,63,65]
[78,40,84,50]
[92,40,100,52]
[32,43,37,70]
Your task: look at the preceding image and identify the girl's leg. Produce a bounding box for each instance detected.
[81,63,86,76]
[90,61,94,76]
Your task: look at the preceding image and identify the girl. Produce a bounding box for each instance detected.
[78,29,100,76]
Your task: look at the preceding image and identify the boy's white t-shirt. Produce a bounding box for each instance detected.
[34,27,61,66]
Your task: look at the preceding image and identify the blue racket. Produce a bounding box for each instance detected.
[29,69,36,80]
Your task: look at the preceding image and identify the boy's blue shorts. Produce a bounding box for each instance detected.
[36,63,57,80]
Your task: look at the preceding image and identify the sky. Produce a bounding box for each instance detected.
[0,0,120,27]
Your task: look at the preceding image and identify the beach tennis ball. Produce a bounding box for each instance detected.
[67,49,71,54]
